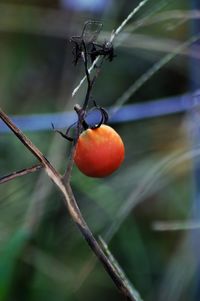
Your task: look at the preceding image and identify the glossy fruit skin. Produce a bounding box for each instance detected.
[74,124,125,178]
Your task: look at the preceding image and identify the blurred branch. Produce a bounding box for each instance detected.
[114,32,200,109]
[0,107,138,301]
[0,164,42,184]
[117,34,200,59]
[152,220,200,231]
[130,9,200,28]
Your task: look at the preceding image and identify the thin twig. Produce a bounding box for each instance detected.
[62,143,76,184]
[82,41,92,111]
[0,107,137,301]
[0,164,43,184]
[81,42,104,111]
[99,236,143,301]
[63,45,104,184]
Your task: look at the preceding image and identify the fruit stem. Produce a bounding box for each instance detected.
[74,104,89,130]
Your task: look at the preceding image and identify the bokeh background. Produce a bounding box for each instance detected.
[0,0,200,300]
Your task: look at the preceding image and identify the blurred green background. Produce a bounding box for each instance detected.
[0,0,198,300]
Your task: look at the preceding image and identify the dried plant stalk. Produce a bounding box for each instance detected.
[0,107,137,301]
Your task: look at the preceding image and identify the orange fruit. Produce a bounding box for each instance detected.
[74,124,125,177]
